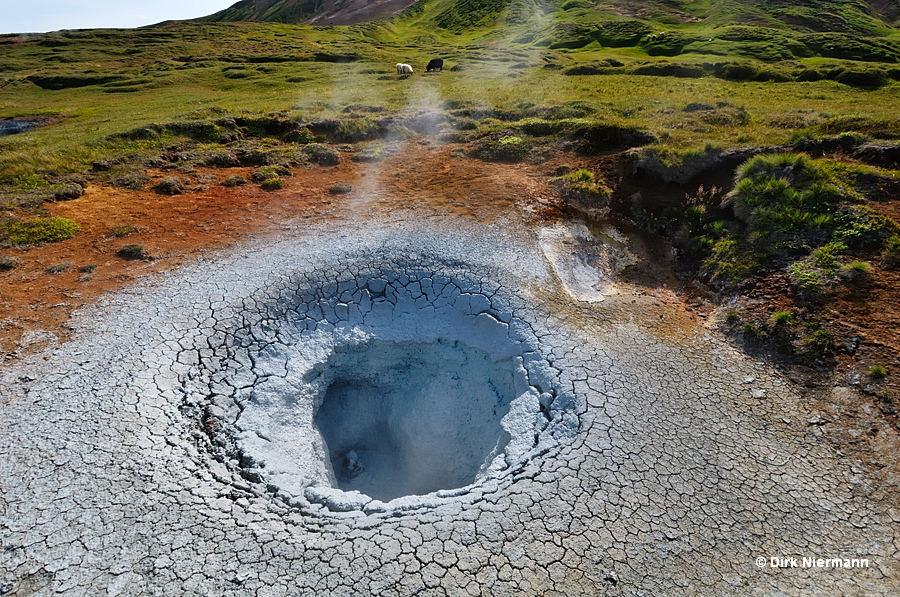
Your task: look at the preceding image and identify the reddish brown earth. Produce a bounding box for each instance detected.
[0,142,561,356]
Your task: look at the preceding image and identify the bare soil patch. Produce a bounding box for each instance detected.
[0,142,557,356]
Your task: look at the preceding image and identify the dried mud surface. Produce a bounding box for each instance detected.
[1,142,899,596]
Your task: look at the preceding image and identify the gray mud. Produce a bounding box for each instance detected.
[0,218,897,595]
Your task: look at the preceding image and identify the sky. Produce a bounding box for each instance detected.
[0,1,238,35]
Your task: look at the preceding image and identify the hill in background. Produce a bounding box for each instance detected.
[199,0,900,34]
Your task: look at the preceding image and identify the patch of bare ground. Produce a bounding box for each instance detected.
[0,141,559,357]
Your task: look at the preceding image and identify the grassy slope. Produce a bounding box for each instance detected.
[202,0,898,34]
[0,2,899,194]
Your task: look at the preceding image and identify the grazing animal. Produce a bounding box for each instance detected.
[396,63,413,75]
[426,58,444,72]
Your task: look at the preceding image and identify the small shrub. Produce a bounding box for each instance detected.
[703,237,759,282]
[154,177,184,195]
[725,309,740,323]
[471,136,530,163]
[683,102,714,113]
[742,322,760,338]
[251,165,291,183]
[110,223,138,238]
[715,62,759,81]
[221,175,246,187]
[551,169,612,208]
[54,183,84,201]
[329,183,353,194]
[883,234,900,268]
[283,128,316,144]
[790,262,822,293]
[114,172,151,191]
[631,63,703,78]
[834,68,888,88]
[0,255,19,271]
[302,143,340,166]
[700,105,750,127]
[806,328,834,352]
[3,217,81,245]
[117,244,146,260]
[811,242,845,275]
[840,260,871,281]
[452,117,478,131]
[869,364,887,378]
[351,146,384,163]
[45,261,73,274]
[336,117,380,142]
[203,152,241,168]
[832,206,898,250]
[770,310,793,328]
[79,264,97,273]
[260,178,284,191]
[495,136,530,161]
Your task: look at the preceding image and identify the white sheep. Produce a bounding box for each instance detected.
[396,63,413,75]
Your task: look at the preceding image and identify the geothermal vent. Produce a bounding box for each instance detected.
[313,338,515,501]
[197,254,578,515]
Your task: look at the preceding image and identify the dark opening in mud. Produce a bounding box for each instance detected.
[313,338,515,502]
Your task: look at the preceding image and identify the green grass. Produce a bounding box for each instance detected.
[0,12,896,227]
[659,152,900,288]
[870,364,887,378]
[771,310,793,327]
[1,19,898,180]
[551,169,612,207]
[1,216,81,245]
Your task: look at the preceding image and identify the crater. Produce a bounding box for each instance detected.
[313,339,515,502]
[197,257,578,515]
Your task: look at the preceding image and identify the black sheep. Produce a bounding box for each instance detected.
[426,58,444,72]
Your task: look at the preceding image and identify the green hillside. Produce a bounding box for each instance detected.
[198,0,323,25]
[194,0,900,65]
[2,0,899,210]
[201,0,900,36]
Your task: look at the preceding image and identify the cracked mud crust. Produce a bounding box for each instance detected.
[1,213,899,596]
[1,144,899,595]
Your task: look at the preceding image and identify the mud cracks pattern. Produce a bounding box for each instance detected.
[0,221,897,596]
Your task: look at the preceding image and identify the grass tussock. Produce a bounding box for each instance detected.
[706,154,899,289]
[1,216,81,246]
[551,169,612,209]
